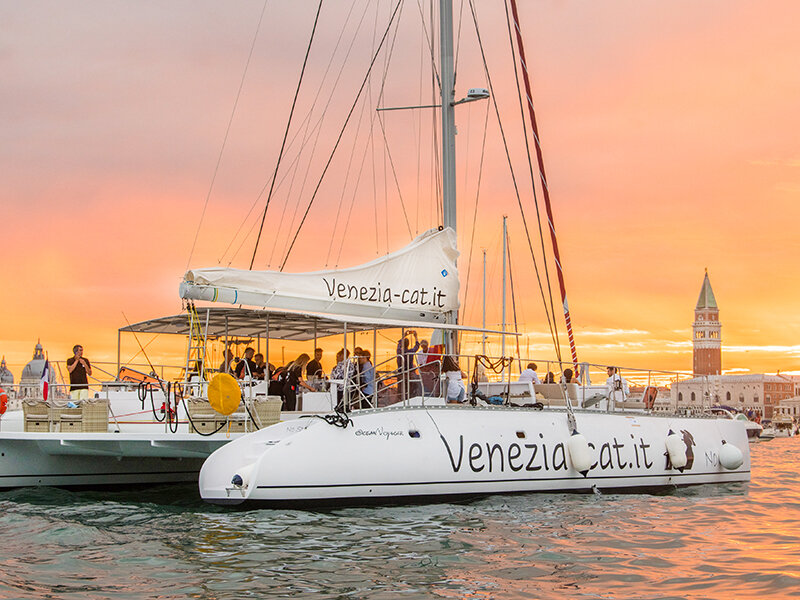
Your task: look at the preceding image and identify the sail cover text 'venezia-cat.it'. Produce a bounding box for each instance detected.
[180,228,460,323]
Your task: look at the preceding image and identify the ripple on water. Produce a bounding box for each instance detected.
[1,438,800,599]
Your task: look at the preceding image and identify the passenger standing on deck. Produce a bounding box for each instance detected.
[442,355,466,403]
[396,330,420,369]
[252,353,266,379]
[306,348,324,379]
[234,347,257,379]
[357,350,375,406]
[283,354,315,411]
[416,339,430,366]
[606,367,629,402]
[219,348,234,374]
[396,330,421,397]
[67,344,92,401]
[331,349,355,409]
[518,363,541,384]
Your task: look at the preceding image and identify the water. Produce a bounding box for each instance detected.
[1,439,798,600]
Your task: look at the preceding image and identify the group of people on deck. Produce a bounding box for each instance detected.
[221,346,375,411]
[217,334,632,411]
[517,362,629,400]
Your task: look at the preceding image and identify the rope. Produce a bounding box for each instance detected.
[508,0,579,368]
[507,230,524,372]
[186,0,268,273]
[466,0,561,358]
[501,0,561,362]
[249,0,325,269]
[458,99,490,327]
[280,0,405,271]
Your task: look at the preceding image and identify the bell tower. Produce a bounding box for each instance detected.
[692,270,721,376]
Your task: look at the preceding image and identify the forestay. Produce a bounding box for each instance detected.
[181,228,459,323]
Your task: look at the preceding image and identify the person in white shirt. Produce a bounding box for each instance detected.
[442,355,466,403]
[518,362,541,384]
[416,339,430,366]
[605,366,629,402]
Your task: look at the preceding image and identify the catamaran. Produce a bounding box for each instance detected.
[183,0,750,506]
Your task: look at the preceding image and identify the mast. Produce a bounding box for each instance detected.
[439,0,458,354]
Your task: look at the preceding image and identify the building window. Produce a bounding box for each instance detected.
[754,395,760,403]
[691,392,696,402]
[726,391,731,402]
[739,393,745,403]
[678,393,683,402]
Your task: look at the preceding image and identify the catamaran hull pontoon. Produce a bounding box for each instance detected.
[199,405,750,507]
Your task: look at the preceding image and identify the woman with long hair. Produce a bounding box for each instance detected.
[442,355,466,403]
[283,353,315,411]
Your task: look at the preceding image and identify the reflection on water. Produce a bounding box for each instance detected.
[1,439,798,599]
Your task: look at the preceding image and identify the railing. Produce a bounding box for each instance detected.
[312,352,699,415]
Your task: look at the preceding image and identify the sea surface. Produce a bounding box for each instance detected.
[1,439,798,600]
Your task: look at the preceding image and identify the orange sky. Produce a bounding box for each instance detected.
[3,0,800,379]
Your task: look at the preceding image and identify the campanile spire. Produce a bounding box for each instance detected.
[692,270,721,375]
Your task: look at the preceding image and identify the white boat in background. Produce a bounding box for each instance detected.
[187,0,751,507]
[759,418,793,440]
[704,408,762,443]
[739,413,764,442]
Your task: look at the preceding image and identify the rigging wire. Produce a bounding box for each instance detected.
[466,0,561,360]
[502,0,561,362]
[249,0,325,270]
[185,0,269,273]
[279,0,406,271]
[269,0,369,268]
[454,0,466,87]
[507,0,578,367]
[458,99,490,328]
[414,0,442,93]
[218,0,363,268]
[326,77,372,266]
[333,6,412,265]
[507,229,523,372]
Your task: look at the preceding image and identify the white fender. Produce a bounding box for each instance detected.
[665,429,687,470]
[567,431,592,476]
[719,440,744,470]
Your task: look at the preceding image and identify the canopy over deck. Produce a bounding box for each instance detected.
[120,306,517,342]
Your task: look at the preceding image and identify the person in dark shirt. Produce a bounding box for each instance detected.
[283,354,315,411]
[66,344,92,401]
[252,353,266,379]
[306,348,324,379]
[234,347,258,379]
[219,348,234,374]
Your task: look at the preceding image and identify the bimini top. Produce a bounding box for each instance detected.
[120,306,515,342]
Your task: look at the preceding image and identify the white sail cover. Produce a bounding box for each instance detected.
[180,228,460,323]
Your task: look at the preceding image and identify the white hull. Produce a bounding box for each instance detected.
[0,431,234,488]
[199,405,751,507]
[0,390,243,489]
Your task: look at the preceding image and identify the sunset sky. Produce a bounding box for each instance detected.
[3,0,800,380]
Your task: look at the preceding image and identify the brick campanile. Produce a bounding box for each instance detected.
[692,270,722,376]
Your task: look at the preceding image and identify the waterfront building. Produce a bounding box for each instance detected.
[671,272,794,419]
[19,341,56,400]
[0,357,13,385]
[671,373,791,419]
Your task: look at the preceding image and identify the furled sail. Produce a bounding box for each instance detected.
[180,228,460,323]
